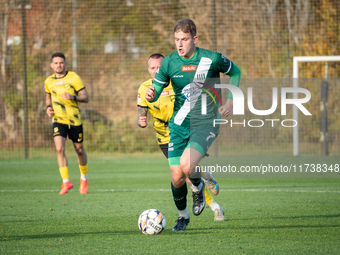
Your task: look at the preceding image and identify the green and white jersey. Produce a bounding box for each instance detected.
[152,47,240,128]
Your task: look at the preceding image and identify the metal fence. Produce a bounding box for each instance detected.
[0,0,339,158]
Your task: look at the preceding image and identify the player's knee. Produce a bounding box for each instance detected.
[74,146,85,155]
[181,161,199,178]
[55,145,65,155]
[171,177,185,188]
[180,158,191,176]
[171,168,186,188]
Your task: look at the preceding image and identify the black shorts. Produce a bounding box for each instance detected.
[159,144,168,159]
[52,123,83,143]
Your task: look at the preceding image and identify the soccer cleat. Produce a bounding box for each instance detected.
[79,179,88,194]
[59,182,73,195]
[172,217,190,231]
[202,171,219,196]
[214,208,225,221]
[192,181,205,216]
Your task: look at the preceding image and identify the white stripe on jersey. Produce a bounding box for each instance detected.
[193,57,213,82]
[174,57,213,126]
[154,78,168,84]
[224,60,232,74]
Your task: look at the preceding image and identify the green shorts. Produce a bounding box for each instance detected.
[168,122,219,166]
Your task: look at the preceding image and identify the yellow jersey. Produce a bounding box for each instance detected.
[45,71,85,126]
[137,79,175,144]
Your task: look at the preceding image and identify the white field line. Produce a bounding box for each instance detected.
[0,189,340,193]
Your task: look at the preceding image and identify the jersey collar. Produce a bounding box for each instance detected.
[180,48,198,62]
[54,71,68,79]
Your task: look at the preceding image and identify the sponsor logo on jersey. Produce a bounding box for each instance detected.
[56,81,64,85]
[137,93,141,103]
[182,65,196,72]
[182,83,202,102]
[187,82,223,106]
[161,91,169,96]
[221,55,229,63]
[173,75,184,78]
[206,132,216,141]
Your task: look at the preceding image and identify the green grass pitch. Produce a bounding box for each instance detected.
[0,156,339,254]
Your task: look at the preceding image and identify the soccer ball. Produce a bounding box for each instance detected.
[138,209,166,235]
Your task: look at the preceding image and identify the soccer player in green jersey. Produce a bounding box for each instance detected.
[145,19,241,231]
[138,53,225,222]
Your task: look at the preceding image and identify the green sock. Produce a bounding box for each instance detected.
[189,177,201,187]
[171,182,187,211]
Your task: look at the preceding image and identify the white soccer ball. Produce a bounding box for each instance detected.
[138,209,166,235]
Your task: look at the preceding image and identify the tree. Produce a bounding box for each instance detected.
[0,0,10,120]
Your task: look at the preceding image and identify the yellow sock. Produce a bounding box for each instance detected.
[79,164,88,177]
[199,163,206,178]
[204,184,214,206]
[198,164,214,205]
[59,166,69,180]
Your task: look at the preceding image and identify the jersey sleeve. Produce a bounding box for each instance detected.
[151,58,170,102]
[44,78,51,94]
[213,53,233,75]
[227,63,241,98]
[73,74,85,92]
[214,53,241,99]
[137,83,149,107]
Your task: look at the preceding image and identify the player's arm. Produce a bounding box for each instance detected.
[137,106,148,128]
[145,60,169,102]
[62,88,89,103]
[219,99,233,117]
[227,63,241,98]
[45,93,54,118]
[145,86,156,102]
[145,80,171,102]
[219,62,241,117]
[145,83,165,103]
[137,83,151,128]
[76,88,89,103]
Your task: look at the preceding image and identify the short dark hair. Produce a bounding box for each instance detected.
[174,19,196,37]
[51,52,66,62]
[148,53,164,60]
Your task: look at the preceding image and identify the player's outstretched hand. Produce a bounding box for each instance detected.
[138,116,147,127]
[46,107,54,118]
[218,99,233,117]
[145,86,156,102]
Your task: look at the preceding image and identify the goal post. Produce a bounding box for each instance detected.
[292,56,340,156]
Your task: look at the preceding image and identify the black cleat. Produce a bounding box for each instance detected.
[192,180,205,216]
[172,217,190,231]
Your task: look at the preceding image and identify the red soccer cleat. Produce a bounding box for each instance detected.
[79,179,88,194]
[59,182,73,195]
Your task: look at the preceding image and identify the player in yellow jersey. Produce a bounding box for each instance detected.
[137,53,224,223]
[45,52,89,195]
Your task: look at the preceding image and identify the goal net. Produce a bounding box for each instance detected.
[293,56,340,156]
